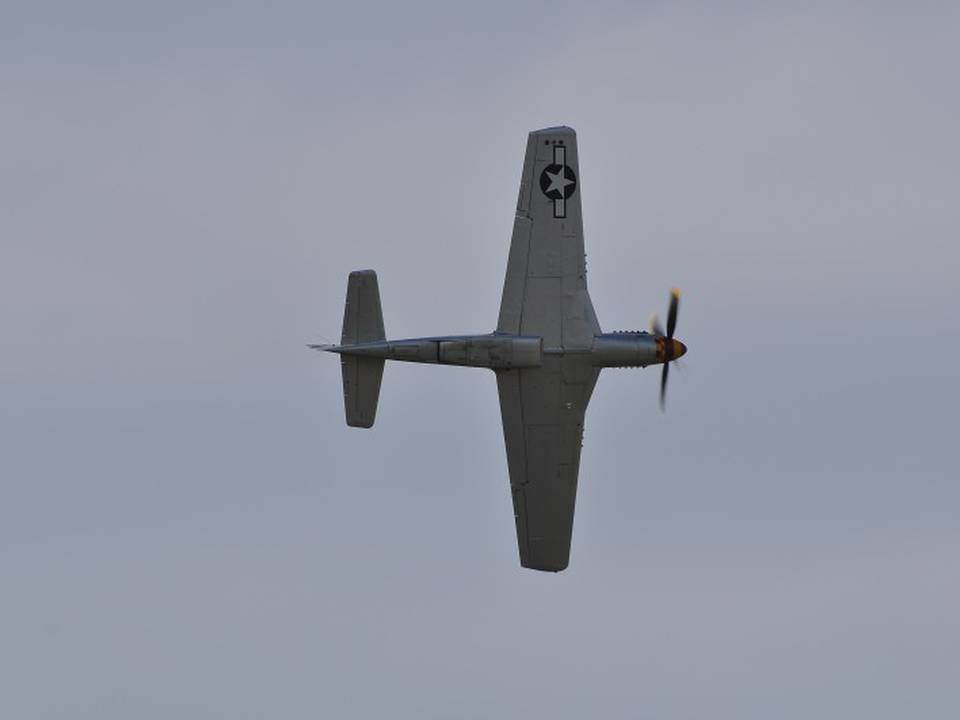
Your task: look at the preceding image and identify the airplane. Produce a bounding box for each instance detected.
[311,126,687,572]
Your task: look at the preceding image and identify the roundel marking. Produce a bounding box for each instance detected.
[539,164,577,201]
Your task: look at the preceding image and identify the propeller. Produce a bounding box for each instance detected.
[650,288,686,410]
[649,313,665,338]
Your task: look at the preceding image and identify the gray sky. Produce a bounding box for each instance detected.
[3,2,959,718]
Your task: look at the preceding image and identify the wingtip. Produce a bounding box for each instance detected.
[531,125,576,136]
[348,269,377,279]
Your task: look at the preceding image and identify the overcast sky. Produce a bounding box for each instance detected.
[3,2,959,718]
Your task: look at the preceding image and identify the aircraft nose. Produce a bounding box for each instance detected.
[672,339,687,359]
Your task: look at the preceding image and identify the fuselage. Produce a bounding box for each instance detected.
[324,331,685,369]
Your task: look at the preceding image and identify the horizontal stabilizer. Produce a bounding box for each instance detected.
[340,270,386,428]
[341,355,384,428]
[342,270,385,345]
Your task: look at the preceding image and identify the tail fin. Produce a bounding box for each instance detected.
[340,270,385,428]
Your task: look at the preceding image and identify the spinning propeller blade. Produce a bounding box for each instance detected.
[649,313,665,337]
[658,288,685,411]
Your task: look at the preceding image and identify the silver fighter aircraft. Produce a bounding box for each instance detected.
[312,126,687,571]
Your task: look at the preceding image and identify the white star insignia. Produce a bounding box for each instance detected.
[545,167,573,196]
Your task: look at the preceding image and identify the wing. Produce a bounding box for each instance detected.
[497,126,600,348]
[496,357,599,571]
